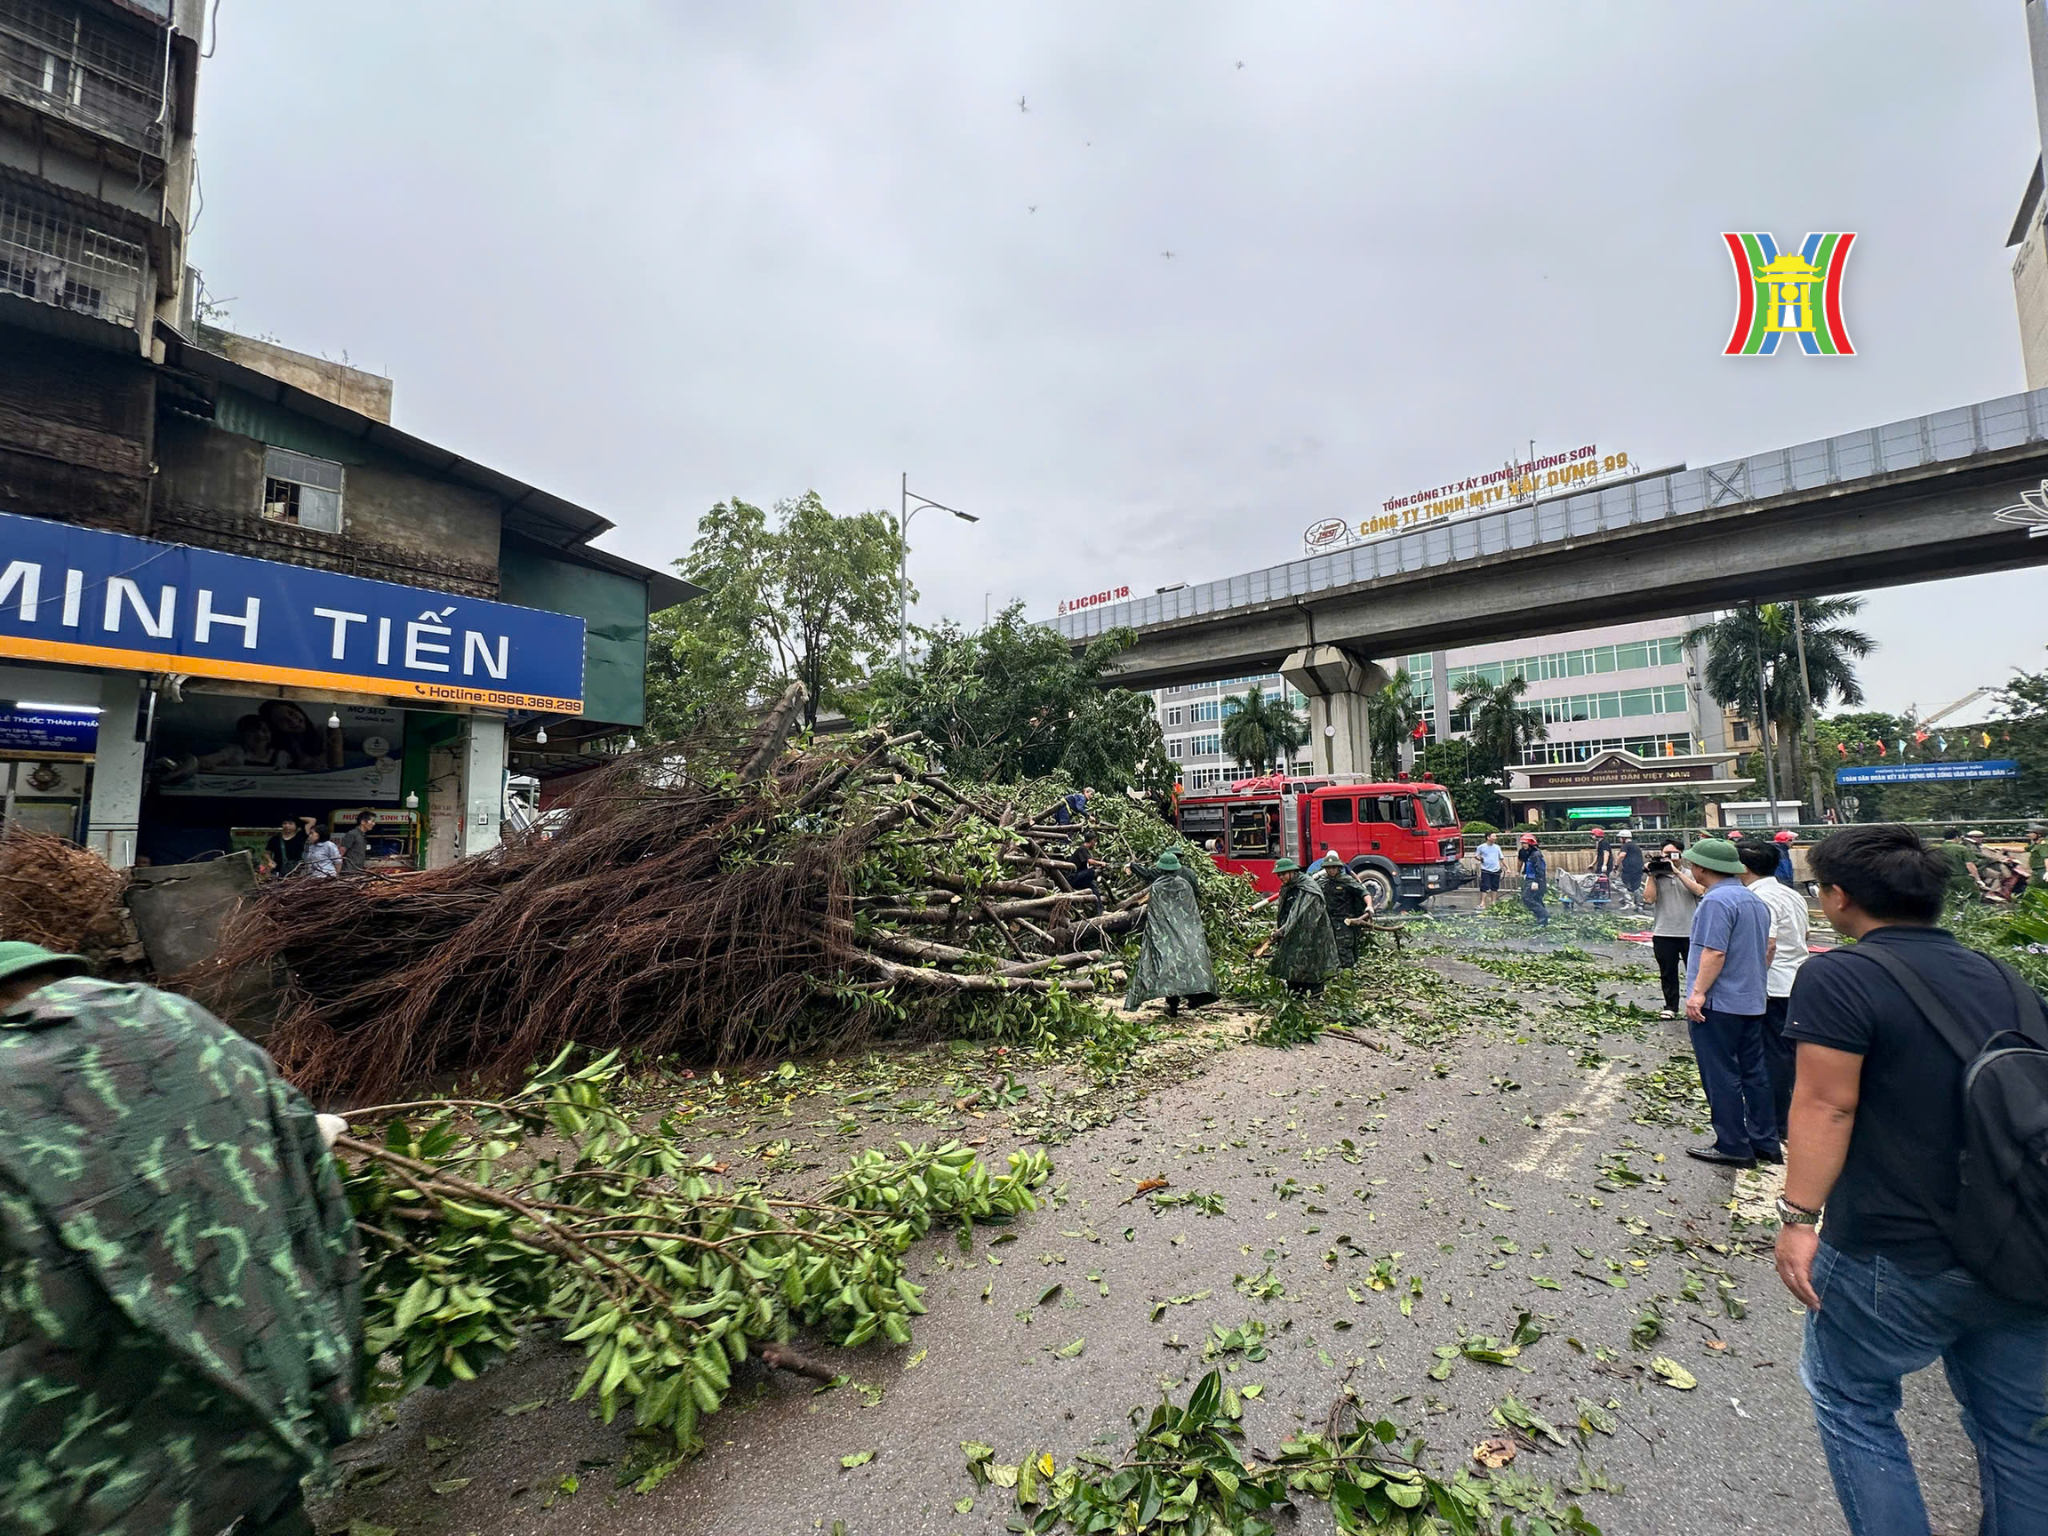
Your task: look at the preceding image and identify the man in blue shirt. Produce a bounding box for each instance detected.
[1682,837,1779,1167]
[1773,829,1797,886]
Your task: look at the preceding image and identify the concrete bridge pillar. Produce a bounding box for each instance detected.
[1280,646,1387,779]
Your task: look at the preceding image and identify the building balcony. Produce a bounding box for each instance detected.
[0,0,169,159]
[0,175,146,330]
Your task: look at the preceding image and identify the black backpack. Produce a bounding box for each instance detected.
[1847,944,2048,1307]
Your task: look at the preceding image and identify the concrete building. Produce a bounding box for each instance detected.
[0,0,693,870]
[1155,614,1743,827]
[2013,0,2048,388]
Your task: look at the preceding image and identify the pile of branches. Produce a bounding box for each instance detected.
[0,827,129,955]
[185,727,1189,1105]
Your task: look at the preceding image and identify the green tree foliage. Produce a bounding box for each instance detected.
[1454,674,1548,777]
[1368,669,1425,775]
[646,493,906,738]
[1996,660,2048,815]
[870,604,1173,796]
[1420,738,1503,828]
[1688,599,1873,810]
[1220,687,1307,777]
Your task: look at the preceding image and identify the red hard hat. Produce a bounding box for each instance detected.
[1774,830,1794,843]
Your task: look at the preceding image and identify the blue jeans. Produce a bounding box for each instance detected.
[1802,1244,2048,1536]
[1688,1007,1779,1159]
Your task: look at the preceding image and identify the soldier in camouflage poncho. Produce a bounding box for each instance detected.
[1268,859,1340,994]
[0,942,363,1536]
[1313,852,1372,969]
[1123,851,1217,1017]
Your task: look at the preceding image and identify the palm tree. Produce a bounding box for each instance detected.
[1688,598,1874,812]
[1368,669,1425,773]
[1220,687,1307,776]
[1454,674,1548,776]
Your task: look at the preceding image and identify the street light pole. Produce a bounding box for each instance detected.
[897,473,980,670]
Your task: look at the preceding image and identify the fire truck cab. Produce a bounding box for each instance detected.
[1175,774,1466,910]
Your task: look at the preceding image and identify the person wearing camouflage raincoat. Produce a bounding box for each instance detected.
[0,942,364,1536]
[1268,858,1340,993]
[1124,851,1217,1017]
[1313,852,1371,968]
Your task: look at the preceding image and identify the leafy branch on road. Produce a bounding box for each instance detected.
[968,1367,1603,1535]
[339,1047,1050,1455]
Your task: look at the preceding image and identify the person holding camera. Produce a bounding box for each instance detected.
[1645,836,1704,1019]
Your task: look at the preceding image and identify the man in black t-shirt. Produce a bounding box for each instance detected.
[1777,824,2048,1535]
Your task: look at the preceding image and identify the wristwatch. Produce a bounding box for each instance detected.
[1774,1196,1821,1227]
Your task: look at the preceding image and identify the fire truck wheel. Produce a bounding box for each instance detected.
[1355,865,1396,912]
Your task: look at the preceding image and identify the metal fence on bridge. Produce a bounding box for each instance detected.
[1053,386,2048,640]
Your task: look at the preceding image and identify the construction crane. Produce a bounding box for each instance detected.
[1913,686,1995,731]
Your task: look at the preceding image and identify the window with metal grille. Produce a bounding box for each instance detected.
[0,0,168,154]
[0,181,143,325]
[262,447,344,532]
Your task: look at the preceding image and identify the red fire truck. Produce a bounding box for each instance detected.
[1175,774,1467,909]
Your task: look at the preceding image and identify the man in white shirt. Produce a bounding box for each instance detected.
[1475,832,1503,910]
[1739,841,1809,1144]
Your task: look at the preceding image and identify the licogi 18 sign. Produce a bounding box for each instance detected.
[1058,585,1131,616]
[0,511,587,712]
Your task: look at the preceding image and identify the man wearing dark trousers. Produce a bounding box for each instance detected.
[1774,824,2048,1536]
[1517,833,1549,927]
[1680,838,1779,1167]
[1738,840,1810,1143]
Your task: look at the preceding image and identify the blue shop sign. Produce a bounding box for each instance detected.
[0,706,98,758]
[0,512,585,712]
[1836,759,2019,785]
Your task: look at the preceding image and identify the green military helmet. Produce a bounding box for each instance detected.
[1683,838,1744,875]
[0,941,86,987]
[1154,850,1181,872]
[1273,857,1299,874]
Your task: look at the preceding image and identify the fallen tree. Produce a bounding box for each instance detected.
[185,727,1242,1106]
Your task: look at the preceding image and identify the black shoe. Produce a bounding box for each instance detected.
[1685,1146,1756,1168]
[1755,1147,1784,1165]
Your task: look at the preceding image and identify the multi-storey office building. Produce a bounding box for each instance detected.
[1153,615,1741,826]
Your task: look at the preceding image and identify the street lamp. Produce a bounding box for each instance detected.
[899,472,979,669]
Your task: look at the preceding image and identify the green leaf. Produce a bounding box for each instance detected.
[954,1495,975,1514]
[1650,1356,1698,1390]
[428,1477,471,1495]
[1055,1336,1085,1358]
[840,1449,877,1470]
[1037,1283,1064,1306]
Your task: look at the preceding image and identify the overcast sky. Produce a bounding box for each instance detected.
[189,2,2048,718]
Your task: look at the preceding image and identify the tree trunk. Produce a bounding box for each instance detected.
[1776,718,1802,821]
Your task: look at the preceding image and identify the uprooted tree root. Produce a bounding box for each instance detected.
[184,727,1167,1106]
[0,827,128,954]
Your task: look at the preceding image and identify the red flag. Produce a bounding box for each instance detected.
[1877,741,1886,757]
[1410,722,1427,740]
[1837,742,1847,757]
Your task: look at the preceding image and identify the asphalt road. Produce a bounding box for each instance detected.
[315,916,1987,1536]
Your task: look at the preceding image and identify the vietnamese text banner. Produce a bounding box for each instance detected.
[0,706,98,757]
[0,511,586,713]
[1835,760,2018,785]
